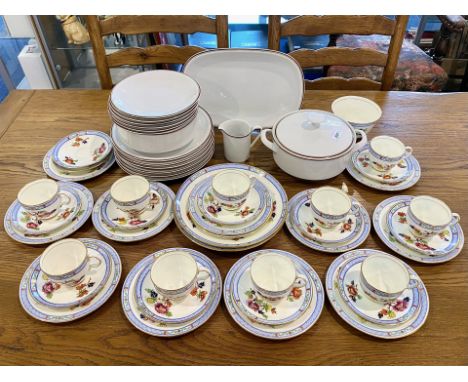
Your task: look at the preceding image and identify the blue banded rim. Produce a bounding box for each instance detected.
[368,142,407,162]
[326,249,429,339]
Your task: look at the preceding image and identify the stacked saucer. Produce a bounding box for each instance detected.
[19,238,121,323]
[286,187,371,253]
[223,249,324,340]
[121,248,222,337]
[4,179,93,245]
[326,249,429,339]
[373,195,464,264]
[43,130,115,182]
[109,70,214,181]
[174,163,288,251]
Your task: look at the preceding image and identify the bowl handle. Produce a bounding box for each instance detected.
[260,129,277,153]
[353,129,368,152]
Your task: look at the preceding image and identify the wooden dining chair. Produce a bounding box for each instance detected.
[86,15,229,89]
[268,15,409,90]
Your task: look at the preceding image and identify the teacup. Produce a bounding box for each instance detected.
[40,239,102,286]
[407,195,460,239]
[331,96,382,134]
[17,179,70,221]
[211,170,255,211]
[110,175,151,217]
[368,135,413,172]
[219,119,262,163]
[360,254,420,303]
[250,252,307,301]
[150,251,210,300]
[308,184,356,229]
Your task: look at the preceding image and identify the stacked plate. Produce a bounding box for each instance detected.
[43,130,115,182]
[109,70,214,181]
[174,163,288,251]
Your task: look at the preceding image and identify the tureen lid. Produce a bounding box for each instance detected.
[274,110,355,158]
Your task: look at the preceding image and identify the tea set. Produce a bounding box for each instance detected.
[6,51,464,340]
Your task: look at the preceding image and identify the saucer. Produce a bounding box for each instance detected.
[346,149,421,191]
[286,190,371,253]
[373,196,464,264]
[198,178,268,226]
[175,163,287,251]
[231,252,313,326]
[4,182,93,245]
[387,200,461,256]
[291,190,360,244]
[135,248,216,324]
[92,183,174,242]
[121,248,222,337]
[43,147,116,182]
[102,183,167,231]
[29,238,112,308]
[19,238,121,323]
[337,256,421,325]
[326,249,429,339]
[353,147,413,184]
[188,178,273,237]
[12,187,81,235]
[224,249,324,340]
[52,130,113,170]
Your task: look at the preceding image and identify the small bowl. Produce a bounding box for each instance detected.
[331,96,382,134]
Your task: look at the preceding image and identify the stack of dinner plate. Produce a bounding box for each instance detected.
[109,70,215,181]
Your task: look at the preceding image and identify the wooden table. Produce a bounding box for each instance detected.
[0,89,467,366]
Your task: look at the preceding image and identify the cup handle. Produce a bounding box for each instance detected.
[197,269,210,282]
[88,255,102,270]
[408,275,420,289]
[353,129,368,153]
[350,203,360,214]
[403,146,413,158]
[293,275,307,289]
[250,126,262,148]
[260,129,277,153]
[58,192,71,206]
[450,213,460,226]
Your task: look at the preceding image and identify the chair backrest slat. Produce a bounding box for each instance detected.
[305,76,382,90]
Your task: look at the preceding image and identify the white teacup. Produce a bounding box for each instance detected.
[407,196,460,239]
[308,184,356,229]
[110,175,151,217]
[17,179,70,221]
[219,119,261,163]
[211,170,255,211]
[40,239,102,286]
[360,254,419,303]
[331,96,382,134]
[368,135,413,172]
[150,251,210,300]
[250,252,306,301]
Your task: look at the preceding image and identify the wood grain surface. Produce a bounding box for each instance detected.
[0,89,467,365]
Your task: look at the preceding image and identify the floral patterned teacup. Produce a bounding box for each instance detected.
[40,239,102,286]
[211,170,256,211]
[368,135,413,172]
[150,251,210,300]
[110,175,152,218]
[407,195,460,239]
[360,254,419,303]
[250,252,306,301]
[17,178,70,221]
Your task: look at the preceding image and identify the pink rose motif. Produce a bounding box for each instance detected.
[207,205,217,214]
[42,281,56,294]
[247,299,259,312]
[129,219,143,226]
[392,298,409,312]
[26,222,39,229]
[98,143,106,154]
[155,302,168,314]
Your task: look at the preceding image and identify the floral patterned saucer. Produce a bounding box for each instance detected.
[231,251,313,326]
[197,177,268,226]
[373,196,464,264]
[29,238,112,309]
[286,190,371,253]
[101,183,167,231]
[19,238,121,323]
[4,182,93,245]
[52,131,113,170]
[188,178,273,237]
[337,256,421,325]
[326,249,429,339]
[121,248,222,337]
[134,248,216,324]
[43,147,116,182]
[92,183,174,242]
[353,147,414,184]
[224,249,324,340]
[346,148,421,191]
[387,200,461,256]
[12,187,81,235]
[175,163,287,251]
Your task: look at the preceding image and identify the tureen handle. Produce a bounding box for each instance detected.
[260,129,277,153]
[353,129,368,152]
